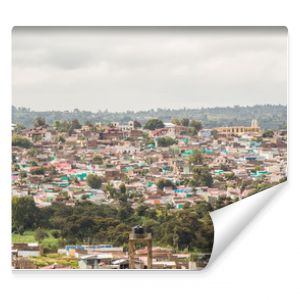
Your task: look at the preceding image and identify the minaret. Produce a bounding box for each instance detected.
[251,119,258,128]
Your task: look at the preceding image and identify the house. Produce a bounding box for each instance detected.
[78,254,113,269]
[12,243,41,257]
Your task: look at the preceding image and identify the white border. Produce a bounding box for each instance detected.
[0,1,299,299]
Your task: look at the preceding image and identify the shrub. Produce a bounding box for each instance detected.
[12,134,32,148]
[87,174,102,189]
[34,228,49,241]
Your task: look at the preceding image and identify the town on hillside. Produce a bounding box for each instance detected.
[12,116,287,269]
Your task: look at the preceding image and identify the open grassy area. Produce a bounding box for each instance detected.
[12,230,36,243]
[12,229,62,253]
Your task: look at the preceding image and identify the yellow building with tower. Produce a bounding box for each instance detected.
[215,119,261,136]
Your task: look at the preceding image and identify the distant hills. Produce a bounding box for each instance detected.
[12,104,287,130]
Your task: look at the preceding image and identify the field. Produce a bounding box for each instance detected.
[12,229,61,253]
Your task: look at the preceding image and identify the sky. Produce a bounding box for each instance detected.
[12,27,287,112]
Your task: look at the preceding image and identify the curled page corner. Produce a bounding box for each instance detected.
[208,182,287,266]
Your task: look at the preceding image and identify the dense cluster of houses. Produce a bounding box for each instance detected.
[12,242,209,270]
[12,119,287,209]
[12,118,287,269]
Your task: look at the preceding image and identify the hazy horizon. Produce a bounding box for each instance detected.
[13,27,287,112]
[12,103,286,114]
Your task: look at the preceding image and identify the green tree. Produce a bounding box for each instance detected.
[157,137,177,147]
[144,118,165,130]
[12,196,39,232]
[30,166,46,175]
[34,228,49,241]
[192,166,213,187]
[133,120,142,128]
[58,135,66,143]
[92,155,103,165]
[71,119,82,130]
[263,130,274,138]
[188,150,203,165]
[87,174,102,189]
[190,120,202,131]
[157,179,175,190]
[211,130,218,139]
[119,183,127,194]
[171,117,181,125]
[34,117,46,128]
[12,134,32,148]
[181,118,190,127]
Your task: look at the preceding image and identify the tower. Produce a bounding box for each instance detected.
[128,225,152,269]
[251,119,258,128]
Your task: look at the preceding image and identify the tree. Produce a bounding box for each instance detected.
[105,182,117,199]
[133,120,142,128]
[144,118,165,130]
[12,196,39,232]
[171,117,181,125]
[58,135,66,143]
[181,118,190,127]
[30,166,46,175]
[190,120,202,131]
[211,130,218,139]
[92,155,103,165]
[192,166,213,187]
[157,179,175,190]
[34,117,46,128]
[119,183,127,194]
[188,150,203,165]
[12,134,32,148]
[53,120,61,130]
[71,119,82,130]
[263,130,274,138]
[34,228,49,241]
[87,174,102,189]
[157,136,177,147]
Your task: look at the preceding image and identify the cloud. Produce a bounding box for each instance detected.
[12,27,287,112]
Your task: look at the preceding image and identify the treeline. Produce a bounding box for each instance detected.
[12,104,287,130]
[12,196,214,253]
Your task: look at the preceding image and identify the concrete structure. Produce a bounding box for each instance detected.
[12,243,41,257]
[128,226,152,269]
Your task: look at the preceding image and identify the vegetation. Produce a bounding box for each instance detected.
[192,166,214,187]
[12,196,214,253]
[190,120,203,131]
[29,254,79,269]
[87,174,102,189]
[34,117,47,128]
[157,136,177,147]
[92,155,103,165]
[12,196,39,233]
[12,134,32,149]
[34,228,49,241]
[30,166,46,175]
[157,179,175,190]
[189,150,203,165]
[263,130,274,138]
[12,227,64,254]
[171,118,202,132]
[12,230,36,243]
[144,118,165,130]
[12,105,287,130]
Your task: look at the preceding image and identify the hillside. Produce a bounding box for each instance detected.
[12,104,287,130]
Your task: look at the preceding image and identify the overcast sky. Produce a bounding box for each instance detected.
[12,27,287,112]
